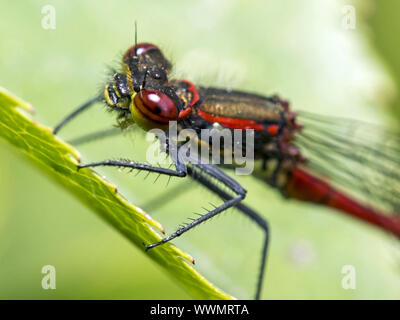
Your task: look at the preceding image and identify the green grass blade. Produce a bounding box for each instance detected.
[0,86,234,300]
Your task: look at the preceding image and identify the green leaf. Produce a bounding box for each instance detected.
[0,86,233,300]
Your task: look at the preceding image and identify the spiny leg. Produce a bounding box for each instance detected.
[78,156,266,298]
[78,159,187,177]
[53,95,102,134]
[144,163,247,249]
[188,166,269,300]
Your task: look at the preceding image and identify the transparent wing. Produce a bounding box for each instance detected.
[296,111,400,215]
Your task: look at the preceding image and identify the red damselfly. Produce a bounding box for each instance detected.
[53,41,400,300]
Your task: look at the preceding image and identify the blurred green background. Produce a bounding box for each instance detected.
[1,0,400,299]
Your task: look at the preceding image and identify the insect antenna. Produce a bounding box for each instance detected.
[134,21,138,56]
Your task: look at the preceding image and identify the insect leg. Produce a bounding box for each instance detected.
[54,72,132,135]
[68,127,124,146]
[144,164,246,249]
[53,95,102,134]
[78,159,187,177]
[188,166,269,300]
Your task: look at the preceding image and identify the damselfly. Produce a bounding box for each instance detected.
[53,41,400,300]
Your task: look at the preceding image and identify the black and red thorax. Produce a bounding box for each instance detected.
[169,79,304,184]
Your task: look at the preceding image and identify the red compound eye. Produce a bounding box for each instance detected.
[123,42,159,61]
[134,43,159,55]
[133,89,178,125]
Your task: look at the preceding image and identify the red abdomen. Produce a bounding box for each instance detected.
[285,168,400,238]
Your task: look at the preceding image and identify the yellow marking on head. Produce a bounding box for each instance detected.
[122,61,134,92]
[113,84,121,98]
[104,84,114,107]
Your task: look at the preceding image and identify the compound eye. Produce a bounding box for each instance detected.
[123,42,159,61]
[132,89,178,129]
[134,43,159,55]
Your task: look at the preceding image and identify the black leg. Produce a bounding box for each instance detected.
[78,159,187,177]
[144,163,247,247]
[187,166,269,300]
[67,125,140,146]
[53,96,102,134]
[77,152,267,299]
[68,127,123,146]
[144,195,244,250]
